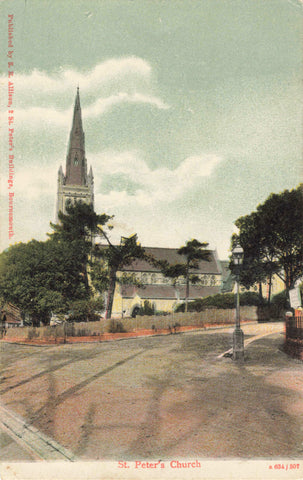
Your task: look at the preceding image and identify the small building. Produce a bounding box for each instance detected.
[1,303,22,328]
[110,246,222,317]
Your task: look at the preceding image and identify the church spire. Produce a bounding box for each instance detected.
[56,88,94,220]
[65,88,87,185]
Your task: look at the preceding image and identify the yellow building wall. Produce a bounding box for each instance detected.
[237,274,285,297]
[111,286,178,318]
[111,271,223,318]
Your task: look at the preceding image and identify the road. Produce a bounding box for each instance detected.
[0,322,302,461]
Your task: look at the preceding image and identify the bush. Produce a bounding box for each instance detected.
[239,291,265,306]
[137,300,155,316]
[271,290,290,310]
[68,298,103,322]
[27,328,40,340]
[257,290,290,322]
[175,292,263,312]
[108,320,125,333]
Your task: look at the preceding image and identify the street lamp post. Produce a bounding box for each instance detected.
[232,244,244,361]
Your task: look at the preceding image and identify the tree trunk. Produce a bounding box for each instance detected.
[105,268,117,319]
[32,315,40,327]
[83,262,90,293]
[267,274,272,305]
[258,282,263,303]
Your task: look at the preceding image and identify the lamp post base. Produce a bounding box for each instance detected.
[233,327,244,361]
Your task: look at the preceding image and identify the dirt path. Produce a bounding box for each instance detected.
[0,322,302,462]
[217,321,284,357]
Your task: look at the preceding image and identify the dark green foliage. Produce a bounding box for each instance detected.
[50,202,112,294]
[233,184,303,293]
[257,291,290,322]
[239,291,266,307]
[175,291,263,312]
[0,239,88,325]
[68,298,104,322]
[151,238,211,313]
[0,202,111,325]
[138,300,155,316]
[108,320,125,333]
[50,201,112,245]
[94,234,146,319]
[270,290,290,310]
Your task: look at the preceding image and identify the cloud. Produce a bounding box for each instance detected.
[93,150,222,209]
[84,92,169,117]
[0,58,169,127]
[6,57,152,95]
[0,163,57,250]
[87,150,224,251]
[12,91,169,128]
[0,150,222,252]
[13,107,72,127]
[0,159,58,202]
[13,164,57,200]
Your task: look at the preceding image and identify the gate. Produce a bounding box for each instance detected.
[285,312,303,360]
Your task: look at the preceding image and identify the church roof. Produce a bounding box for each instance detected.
[121,246,221,275]
[96,244,221,275]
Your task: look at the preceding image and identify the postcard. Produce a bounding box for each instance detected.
[0,0,302,479]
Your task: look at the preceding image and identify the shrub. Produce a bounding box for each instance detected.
[175,291,263,312]
[257,290,290,322]
[271,290,290,310]
[239,291,265,306]
[68,298,103,322]
[137,300,155,316]
[27,328,40,340]
[108,320,125,333]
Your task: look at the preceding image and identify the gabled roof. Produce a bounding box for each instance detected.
[219,260,234,293]
[2,303,22,324]
[120,246,221,274]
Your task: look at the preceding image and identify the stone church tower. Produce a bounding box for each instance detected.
[56,88,94,220]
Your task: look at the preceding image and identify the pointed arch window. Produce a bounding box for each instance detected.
[74,155,79,166]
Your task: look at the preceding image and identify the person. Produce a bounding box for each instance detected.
[0,311,6,337]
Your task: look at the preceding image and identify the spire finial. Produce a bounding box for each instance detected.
[75,86,80,110]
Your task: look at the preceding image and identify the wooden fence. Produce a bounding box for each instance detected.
[3,306,258,341]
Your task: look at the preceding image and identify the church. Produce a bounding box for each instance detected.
[56,89,223,317]
[56,88,94,220]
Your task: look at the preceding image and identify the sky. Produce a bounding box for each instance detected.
[0,0,302,259]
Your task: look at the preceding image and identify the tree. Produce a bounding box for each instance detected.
[94,234,146,319]
[0,240,88,325]
[117,272,145,318]
[177,239,211,312]
[49,201,112,293]
[68,297,104,322]
[232,212,278,302]
[150,239,211,312]
[233,184,303,297]
[0,202,113,325]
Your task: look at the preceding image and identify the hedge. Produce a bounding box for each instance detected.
[176,292,264,312]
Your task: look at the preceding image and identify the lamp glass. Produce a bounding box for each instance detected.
[232,245,244,265]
